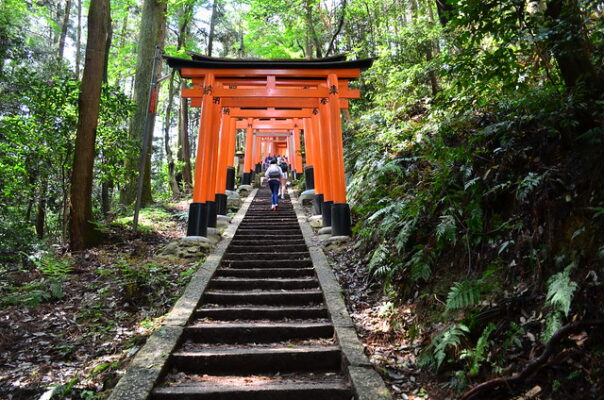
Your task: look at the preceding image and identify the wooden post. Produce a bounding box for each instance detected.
[242,119,254,184]
[187,73,215,237]
[327,73,351,236]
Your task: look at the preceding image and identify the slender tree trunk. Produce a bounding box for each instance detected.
[178,80,193,189]
[304,0,313,58]
[120,0,167,207]
[70,0,110,251]
[58,0,72,60]
[435,0,453,26]
[101,178,112,218]
[75,0,82,77]
[207,0,220,56]
[35,181,47,239]
[163,70,181,197]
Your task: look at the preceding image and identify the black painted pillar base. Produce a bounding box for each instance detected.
[313,193,324,215]
[206,200,217,228]
[187,202,208,237]
[215,193,227,215]
[332,203,352,236]
[255,163,262,173]
[226,167,236,191]
[242,172,251,185]
[296,171,303,180]
[322,200,333,227]
[304,166,315,190]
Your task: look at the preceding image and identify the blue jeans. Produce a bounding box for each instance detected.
[268,179,280,206]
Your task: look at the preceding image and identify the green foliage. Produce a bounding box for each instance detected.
[546,263,578,317]
[460,323,496,376]
[542,263,578,342]
[445,280,483,312]
[419,323,470,370]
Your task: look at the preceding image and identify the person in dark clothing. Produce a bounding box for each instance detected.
[264,159,285,210]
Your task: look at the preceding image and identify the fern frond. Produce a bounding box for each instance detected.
[436,214,457,246]
[445,280,482,312]
[394,219,416,253]
[368,243,391,276]
[516,172,545,201]
[546,263,578,316]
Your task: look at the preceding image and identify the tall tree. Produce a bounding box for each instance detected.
[178,79,193,190]
[207,0,221,56]
[70,0,111,250]
[545,0,597,90]
[120,0,167,206]
[57,0,72,60]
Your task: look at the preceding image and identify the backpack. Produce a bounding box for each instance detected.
[268,170,281,178]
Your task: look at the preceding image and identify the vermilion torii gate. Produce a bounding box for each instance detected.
[166,53,372,238]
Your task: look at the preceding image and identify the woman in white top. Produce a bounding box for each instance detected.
[265,160,285,210]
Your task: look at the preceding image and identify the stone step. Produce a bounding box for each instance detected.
[232,235,305,241]
[168,346,342,374]
[195,305,328,320]
[223,252,309,261]
[183,322,334,343]
[208,277,318,290]
[214,268,315,278]
[229,239,306,247]
[151,381,352,400]
[202,290,324,305]
[221,260,313,269]
[227,244,309,253]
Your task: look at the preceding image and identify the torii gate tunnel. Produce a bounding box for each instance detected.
[166,53,373,238]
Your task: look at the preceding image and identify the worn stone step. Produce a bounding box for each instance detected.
[183,322,334,343]
[223,252,309,261]
[195,305,328,320]
[169,346,342,374]
[238,224,299,229]
[221,260,313,269]
[229,239,306,247]
[232,236,305,242]
[152,381,352,400]
[227,244,309,253]
[208,278,318,290]
[214,268,315,278]
[234,231,302,237]
[202,290,324,305]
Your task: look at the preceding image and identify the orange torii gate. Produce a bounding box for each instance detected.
[166,53,372,237]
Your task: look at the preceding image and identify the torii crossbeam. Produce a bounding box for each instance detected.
[166,53,373,237]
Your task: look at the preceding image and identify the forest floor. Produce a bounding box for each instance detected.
[326,244,452,400]
[0,197,449,400]
[0,202,197,400]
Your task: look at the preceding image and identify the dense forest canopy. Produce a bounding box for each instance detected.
[1,0,604,399]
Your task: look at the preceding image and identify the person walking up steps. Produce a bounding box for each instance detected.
[279,157,289,199]
[265,159,285,211]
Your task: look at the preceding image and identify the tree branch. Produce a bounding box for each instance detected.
[460,320,604,400]
[326,0,347,56]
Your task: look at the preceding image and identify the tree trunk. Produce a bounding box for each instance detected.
[207,0,220,56]
[70,0,110,251]
[545,0,597,90]
[101,179,112,218]
[304,0,313,58]
[435,0,453,26]
[120,0,167,207]
[164,71,180,197]
[58,0,72,60]
[75,0,82,77]
[178,80,193,190]
[35,181,47,239]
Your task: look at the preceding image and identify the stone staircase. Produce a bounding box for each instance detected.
[150,187,353,399]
